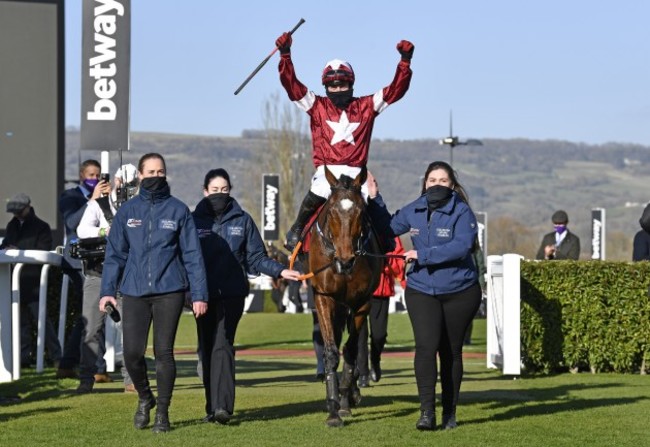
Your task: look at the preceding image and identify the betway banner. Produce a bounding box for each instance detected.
[591,208,606,260]
[262,174,280,241]
[81,0,131,151]
[475,211,488,264]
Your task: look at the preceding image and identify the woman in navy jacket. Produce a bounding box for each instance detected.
[368,161,481,431]
[193,168,300,425]
[100,153,208,434]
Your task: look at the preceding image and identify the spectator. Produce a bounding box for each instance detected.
[535,210,580,260]
[99,153,209,433]
[1,193,60,367]
[633,205,650,261]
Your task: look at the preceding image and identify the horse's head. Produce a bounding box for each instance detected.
[321,166,368,275]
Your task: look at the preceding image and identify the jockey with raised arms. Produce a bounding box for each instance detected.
[275,31,414,252]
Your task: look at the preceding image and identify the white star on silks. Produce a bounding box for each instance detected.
[326,111,360,145]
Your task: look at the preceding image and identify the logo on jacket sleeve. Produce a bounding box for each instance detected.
[126,218,142,228]
[436,228,451,239]
[159,219,177,231]
[409,228,419,236]
[228,226,244,237]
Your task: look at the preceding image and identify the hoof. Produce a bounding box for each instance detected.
[351,389,362,407]
[326,416,344,427]
[338,408,352,417]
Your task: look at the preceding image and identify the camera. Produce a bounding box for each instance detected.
[69,237,107,260]
[100,172,110,183]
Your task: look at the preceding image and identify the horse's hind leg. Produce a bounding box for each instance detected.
[315,296,344,427]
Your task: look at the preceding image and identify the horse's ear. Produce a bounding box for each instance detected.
[355,166,367,187]
[324,165,337,187]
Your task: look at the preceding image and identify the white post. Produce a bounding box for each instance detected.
[35,264,52,373]
[486,254,522,376]
[58,274,69,349]
[502,254,521,375]
[104,318,116,373]
[0,264,13,382]
[11,264,24,380]
[486,255,503,369]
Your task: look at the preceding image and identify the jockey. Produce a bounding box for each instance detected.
[276,32,414,252]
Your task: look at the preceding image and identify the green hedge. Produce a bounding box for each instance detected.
[520,260,650,374]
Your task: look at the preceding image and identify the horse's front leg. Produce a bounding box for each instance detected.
[315,295,343,427]
[339,302,370,416]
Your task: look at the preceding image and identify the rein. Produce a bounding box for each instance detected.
[289,181,394,281]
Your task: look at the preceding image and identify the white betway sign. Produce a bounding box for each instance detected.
[262,174,280,241]
[591,208,606,260]
[81,0,131,151]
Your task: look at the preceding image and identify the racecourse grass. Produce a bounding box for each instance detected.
[2,314,649,447]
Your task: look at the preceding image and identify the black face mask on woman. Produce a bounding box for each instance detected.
[207,193,232,216]
[326,89,354,109]
[425,185,453,211]
[140,176,168,192]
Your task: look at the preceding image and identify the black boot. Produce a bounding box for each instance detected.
[284,191,326,252]
[370,342,383,382]
[416,409,435,430]
[442,413,457,430]
[133,393,156,429]
[151,409,170,433]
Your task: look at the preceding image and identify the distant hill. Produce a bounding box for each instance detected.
[65,129,650,260]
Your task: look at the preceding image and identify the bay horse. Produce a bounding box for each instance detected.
[307,166,383,427]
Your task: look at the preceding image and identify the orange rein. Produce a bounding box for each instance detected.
[289,241,314,281]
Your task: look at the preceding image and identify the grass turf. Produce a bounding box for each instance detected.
[1,314,649,446]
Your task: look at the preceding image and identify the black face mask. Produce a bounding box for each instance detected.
[326,89,354,109]
[140,176,168,192]
[207,193,232,216]
[425,185,453,211]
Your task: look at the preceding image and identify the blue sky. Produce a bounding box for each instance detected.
[65,1,650,145]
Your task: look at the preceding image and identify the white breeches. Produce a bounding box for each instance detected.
[310,165,369,201]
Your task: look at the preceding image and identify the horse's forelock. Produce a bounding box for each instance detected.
[337,174,354,190]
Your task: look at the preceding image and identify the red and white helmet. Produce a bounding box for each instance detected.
[321,59,355,86]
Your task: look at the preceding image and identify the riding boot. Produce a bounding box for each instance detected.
[284,191,326,252]
[416,409,436,430]
[370,338,384,382]
[151,408,170,433]
[133,391,156,429]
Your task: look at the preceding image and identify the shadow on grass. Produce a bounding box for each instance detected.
[0,405,71,423]
[227,393,421,426]
[460,381,650,425]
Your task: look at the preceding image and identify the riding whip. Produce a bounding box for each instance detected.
[233,18,306,95]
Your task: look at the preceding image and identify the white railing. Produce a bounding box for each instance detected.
[486,254,522,376]
[0,249,66,382]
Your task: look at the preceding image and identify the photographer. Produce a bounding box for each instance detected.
[75,164,138,394]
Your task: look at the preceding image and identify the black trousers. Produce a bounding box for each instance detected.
[122,292,184,409]
[58,269,85,369]
[197,297,244,415]
[356,296,390,375]
[405,283,481,415]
